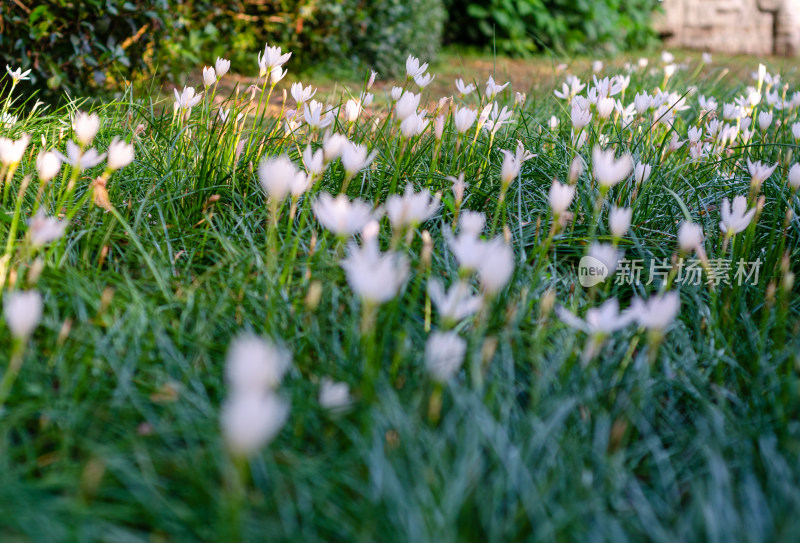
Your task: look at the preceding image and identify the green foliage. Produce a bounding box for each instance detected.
[446,0,661,56]
[0,0,169,97]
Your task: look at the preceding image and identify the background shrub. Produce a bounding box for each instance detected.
[445,0,660,56]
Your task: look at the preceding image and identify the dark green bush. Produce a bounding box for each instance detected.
[445,0,660,56]
[0,0,169,97]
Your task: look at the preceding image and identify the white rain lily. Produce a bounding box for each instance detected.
[303,100,334,129]
[788,163,800,190]
[631,292,681,332]
[174,86,202,111]
[35,150,61,182]
[455,78,476,96]
[593,146,632,188]
[55,141,106,170]
[549,180,575,215]
[746,159,777,189]
[633,162,652,185]
[556,298,634,336]
[291,82,317,105]
[677,221,704,253]
[340,142,377,179]
[226,335,291,393]
[258,44,292,78]
[484,76,509,100]
[399,112,429,138]
[303,145,325,177]
[477,238,515,294]
[340,233,409,304]
[73,112,101,147]
[221,393,289,456]
[405,55,429,79]
[0,134,30,166]
[719,196,756,236]
[386,185,440,230]
[319,378,352,412]
[499,141,535,186]
[28,211,67,247]
[6,65,32,83]
[758,111,773,131]
[313,193,376,236]
[215,57,230,77]
[428,279,483,323]
[588,242,622,275]
[571,104,592,130]
[343,99,362,123]
[269,66,287,85]
[425,331,467,382]
[258,154,306,202]
[202,66,216,88]
[483,103,514,134]
[322,133,350,162]
[414,72,435,88]
[609,207,632,238]
[395,91,421,121]
[454,106,478,134]
[4,290,43,340]
[106,138,134,171]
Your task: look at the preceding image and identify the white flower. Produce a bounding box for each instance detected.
[291,82,316,105]
[173,86,202,111]
[414,72,435,88]
[399,112,429,138]
[342,99,361,123]
[592,60,604,73]
[455,78,476,96]
[793,123,800,140]
[633,162,652,185]
[386,185,440,230]
[395,91,421,121]
[269,67,287,85]
[548,115,560,130]
[405,55,429,79]
[55,141,106,170]
[571,104,592,130]
[322,133,349,162]
[483,103,514,134]
[446,229,485,272]
[719,196,756,236]
[631,292,681,331]
[549,180,575,215]
[588,243,622,274]
[556,298,633,335]
[340,235,408,304]
[788,163,800,190]
[596,96,615,119]
[746,159,777,187]
[340,142,377,178]
[313,193,375,236]
[221,393,289,455]
[499,140,535,186]
[593,146,632,188]
[454,106,478,134]
[106,138,134,171]
[258,155,306,202]
[609,207,632,238]
[390,86,404,102]
[258,44,292,77]
[303,100,334,129]
[428,279,483,323]
[477,238,515,294]
[28,211,67,247]
[35,150,61,182]
[215,57,230,77]
[484,75,509,100]
[758,111,773,131]
[425,331,467,383]
[677,221,704,253]
[367,70,378,89]
[4,290,42,339]
[202,66,216,88]
[634,92,651,114]
[303,145,325,177]
[226,335,291,393]
[0,133,30,166]
[6,65,32,83]
[319,378,352,412]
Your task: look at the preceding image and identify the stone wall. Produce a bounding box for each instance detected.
[656,0,800,56]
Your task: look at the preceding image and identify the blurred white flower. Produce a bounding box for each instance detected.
[592,146,632,188]
[549,180,575,215]
[258,44,292,78]
[719,196,756,236]
[173,86,202,111]
[631,292,681,332]
[202,66,216,88]
[425,331,467,383]
[746,159,776,188]
[340,142,377,179]
[484,75,509,100]
[313,193,375,236]
[758,111,773,131]
[367,70,378,90]
[609,206,632,238]
[319,378,352,412]
[226,334,291,393]
[221,392,289,456]
[677,221,704,253]
[557,298,633,335]
[303,145,325,177]
[455,78,476,97]
[269,66,287,85]
[106,138,134,171]
[483,102,514,134]
[35,150,61,182]
[340,234,408,304]
[390,86,404,102]
[405,55,429,79]
[4,290,42,339]
[477,238,515,294]
[588,243,622,274]
[386,184,440,230]
[399,112,429,138]
[395,91,421,121]
[414,72,435,88]
[500,140,535,186]
[454,106,478,134]
[428,279,483,323]
[571,104,592,130]
[633,162,652,185]
[0,133,30,166]
[28,211,67,247]
[788,163,800,190]
[322,133,349,162]
[343,99,362,123]
[258,154,306,202]
[55,141,106,170]
[303,100,334,129]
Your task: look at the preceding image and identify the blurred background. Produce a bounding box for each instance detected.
[0,0,663,100]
